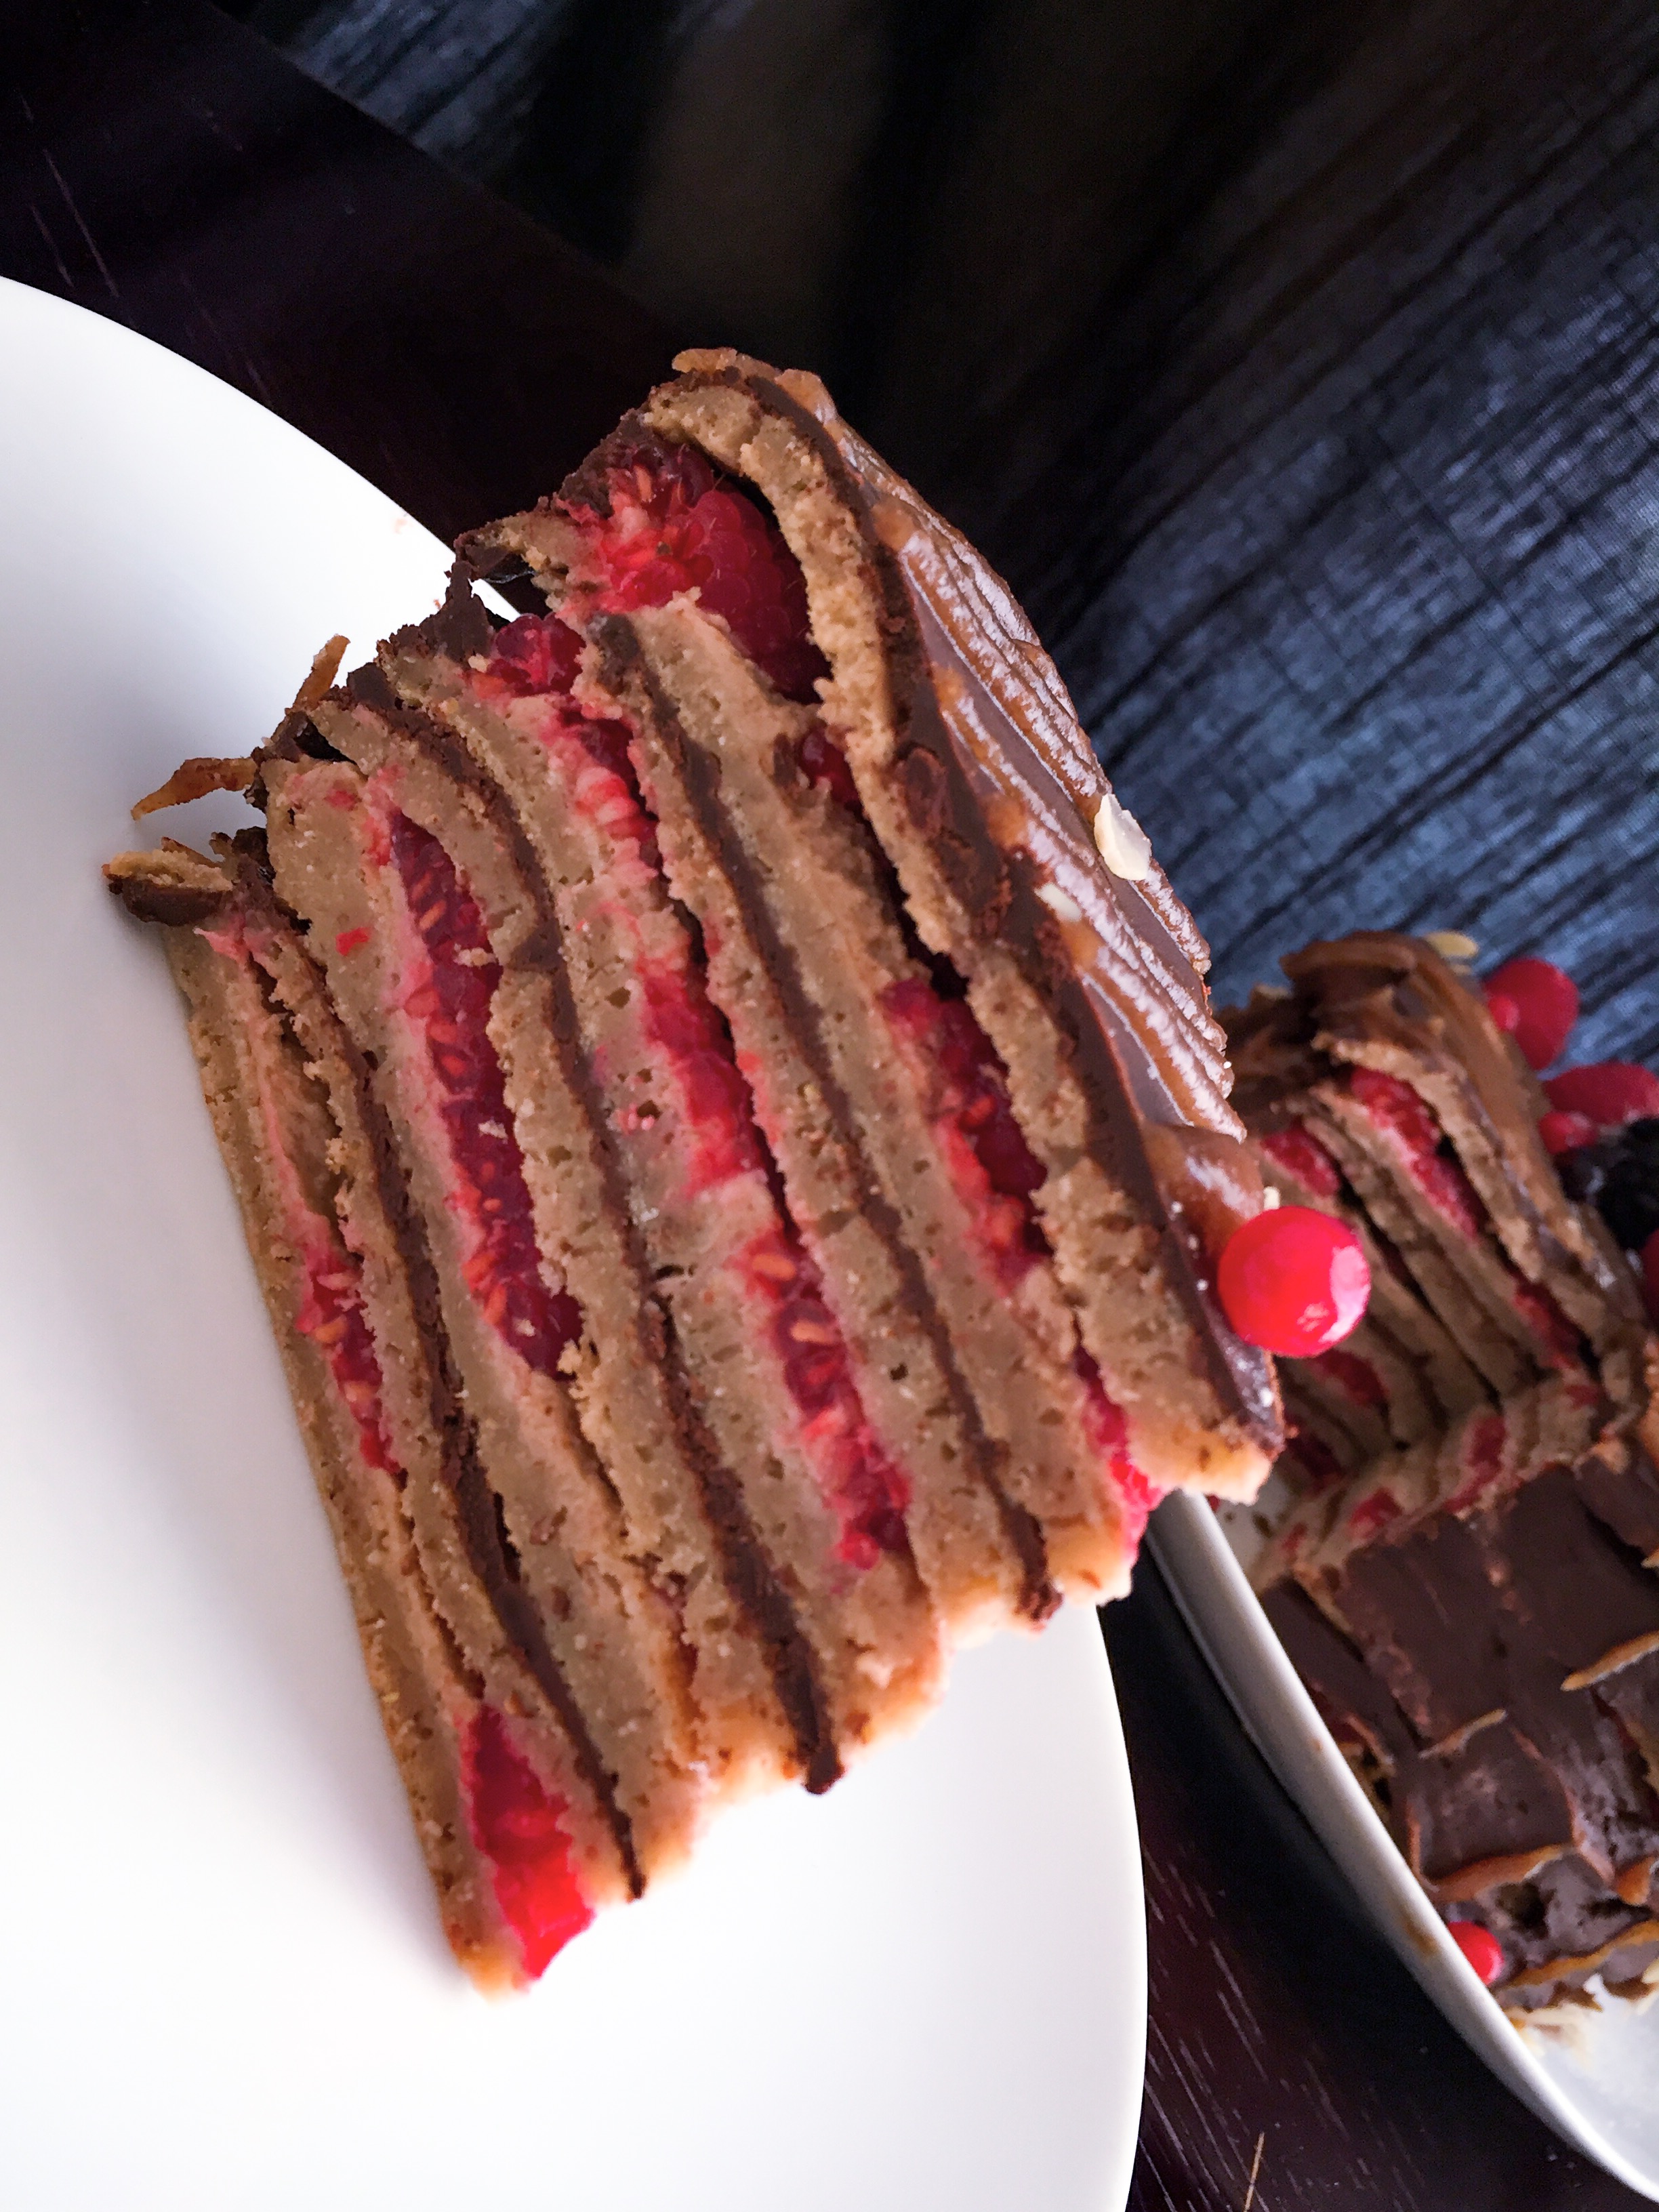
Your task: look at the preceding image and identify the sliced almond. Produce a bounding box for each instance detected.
[1093,791,1153,882]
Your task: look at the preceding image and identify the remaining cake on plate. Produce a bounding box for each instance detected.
[1225,932,1659,2016]
[106,351,1285,1988]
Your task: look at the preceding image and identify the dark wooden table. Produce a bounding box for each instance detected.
[4,4,1648,2205]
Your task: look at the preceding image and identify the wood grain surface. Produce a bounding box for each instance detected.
[1,3,1650,2203]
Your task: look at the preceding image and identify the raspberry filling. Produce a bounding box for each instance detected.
[1314,1347,1387,1408]
[638,956,765,1193]
[474,616,663,870]
[388,813,581,1376]
[566,446,830,704]
[1346,1070,1584,1367]
[745,1229,912,1569]
[880,977,1049,1293]
[1346,1486,1402,1543]
[1443,1410,1509,1515]
[1349,1069,1484,1237]
[798,722,861,811]
[1258,1122,1343,1199]
[295,1246,398,1474]
[1510,1279,1582,1368]
[463,1706,593,1978]
[1283,1431,1345,1491]
[209,920,401,1476]
[1075,1349,1164,1547]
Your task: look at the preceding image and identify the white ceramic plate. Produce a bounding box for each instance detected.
[1150,1490,1659,2200]
[0,279,1145,2212]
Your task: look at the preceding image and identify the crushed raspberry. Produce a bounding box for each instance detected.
[470,616,660,867]
[1538,1108,1597,1155]
[1544,1061,1659,1132]
[1074,1348,1162,1549]
[797,724,861,811]
[636,956,763,1191]
[1258,1122,1343,1200]
[295,1244,398,1473]
[1448,1918,1504,1986]
[335,925,371,957]
[571,453,830,703]
[1446,1411,1508,1513]
[744,1230,911,1570]
[1510,1279,1582,1368]
[389,815,581,1375]
[1217,1204,1372,1357]
[1349,1068,1485,1237]
[880,977,1049,1292]
[463,1706,593,1980]
[1483,958,1578,1071]
[1315,1347,1387,1407]
[479,611,585,699]
[1346,1486,1401,1542]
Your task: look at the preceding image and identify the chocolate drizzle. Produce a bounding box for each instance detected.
[592,614,1059,1624]
[338,655,846,1788]
[659,359,1280,1454]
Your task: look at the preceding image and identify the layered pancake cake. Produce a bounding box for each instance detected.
[1225,933,1659,2016]
[106,350,1284,1988]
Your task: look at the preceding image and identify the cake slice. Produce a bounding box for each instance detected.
[1227,932,1659,2013]
[108,355,1285,1986]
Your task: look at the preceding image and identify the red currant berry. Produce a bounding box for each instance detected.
[1641,1228,1659,1326]
[1483,958,1578,1070]
[1447,1919,1504,1986]
[1216,1205,1371,1357]
[1485,990,1520,1036]
[1538,1108,1597,1155]
[1544,1061,1659,1131]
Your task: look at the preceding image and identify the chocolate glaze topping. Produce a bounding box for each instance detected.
[643,357,1281,1452]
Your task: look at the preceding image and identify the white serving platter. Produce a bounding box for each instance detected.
[0,276,1145,2212]
[1151,1488,1659,2200]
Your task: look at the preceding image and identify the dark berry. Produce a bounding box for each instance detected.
[1483,958,1578,1070]
[1558,1116,1659,1252]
